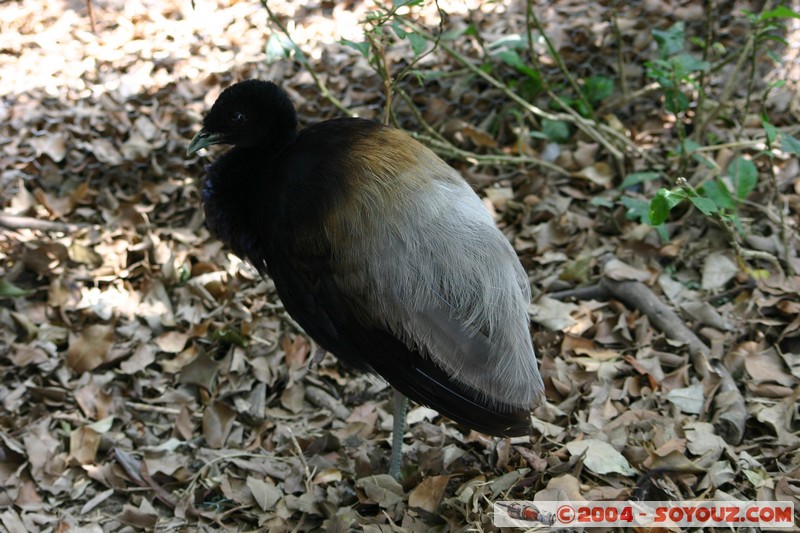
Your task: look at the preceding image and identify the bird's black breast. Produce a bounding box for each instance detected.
[201,118,383,269]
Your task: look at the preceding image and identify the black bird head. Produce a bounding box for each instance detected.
[187,80,298,155]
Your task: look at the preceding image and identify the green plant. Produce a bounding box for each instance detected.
[645,22,711,175]
[641,5,800,275]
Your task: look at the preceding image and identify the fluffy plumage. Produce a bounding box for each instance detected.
[189,80,544,436]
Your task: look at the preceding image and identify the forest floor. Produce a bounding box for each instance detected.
[1,0,799,531]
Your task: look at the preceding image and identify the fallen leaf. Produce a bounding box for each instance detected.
[408,475,450,513]
[67,324,115,373]
[702,252,738,290]
[202,401,236,448]
[566,439,636,476]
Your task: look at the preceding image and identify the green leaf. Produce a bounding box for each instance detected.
[672,53,710,73]
[441,27,466,40]
[265,33,292,63]
[619,171,661,189]
[689,196,718,216]
[652,22,685,58]
[0,278,35,298]
[700,180,736,210]
[496,50,539,80]
[728,156,758,200]
[649,190,671,225]
[621,196,650,223]
[759,5,800,20]
[518,76,543,100]
[341,39,370,58]
[407,32,428,55]
[213,329,248,347]
[541,119,570,143]
[582,76,614,105]
[392,21,407,39]
[664,88,690,113]
[782,133,800,156]
[762,117,778,144]
[590,196,614,208]
[621,197,668,241]
[648,188,687,225]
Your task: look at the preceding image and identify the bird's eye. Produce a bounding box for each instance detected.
[229,111,247,126]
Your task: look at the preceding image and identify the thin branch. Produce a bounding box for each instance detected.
[261,1,354,117]
[401,19,629,164]
[527,4,596,120]
[413,132,570,176]
[0,213,88,233]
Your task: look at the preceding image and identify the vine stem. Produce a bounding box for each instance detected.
[262,1,354,117]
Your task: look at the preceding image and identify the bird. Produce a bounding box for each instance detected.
[188,79,544,478]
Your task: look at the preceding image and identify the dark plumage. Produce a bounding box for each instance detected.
[189,80,544,441]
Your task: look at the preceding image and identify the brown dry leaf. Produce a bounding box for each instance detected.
[83,138,123,166]
[701,252,738,290]
[312,467,342,484]
[573,141,599,168]
[8,344,50,367]
[461,125,498,148]
[529,296,577,331]
[744,347,797,387]
[175,405,195,440]
[280,382,305,414]
[356,474,403,507]
[603,258,651,282]
[29,133,68,162]
[155,330,189,353]
[178,350,219,390]
[80,488,115,515]
[535,474,584,501]
[754,401,800,446]
[566,440,636,476]
[283,334,310,371]
[68,426,101,466]
[119,343,157,374]
[8,180,35,215]
[66,324,115,373]
[684,422,726,462]
[202,401,236,448]
[575,161,613,188]
[117,502,158,529]
[247,476,281,511]
[409,475,450,513]
[74,381,113,420]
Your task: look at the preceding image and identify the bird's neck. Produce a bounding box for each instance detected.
[201,147,283,270]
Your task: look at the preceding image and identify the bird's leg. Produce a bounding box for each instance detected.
[389,390,409,480]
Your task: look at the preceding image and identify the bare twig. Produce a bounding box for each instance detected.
[0,213,87,233]
[112,448,201,516]
[599,278,711,375]
[547,284,611,302]
[413,133,570,176]
[527,3,596,120]
[261,1,354,117]
[85,0,97,33]
[401,19,629,165]
[287,427,315,492]
[549,267,747,446]
[610,4,628,102]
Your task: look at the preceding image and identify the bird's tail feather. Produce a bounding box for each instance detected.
[358,329,534,437]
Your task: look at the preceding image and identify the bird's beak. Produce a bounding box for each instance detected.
[187,128,223,155]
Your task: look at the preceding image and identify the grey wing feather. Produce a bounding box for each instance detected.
[331,172,544,409]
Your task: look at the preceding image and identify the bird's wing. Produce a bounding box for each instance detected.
[266,236,535,436]
[328,171,544,412]
[261,121,542,435]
